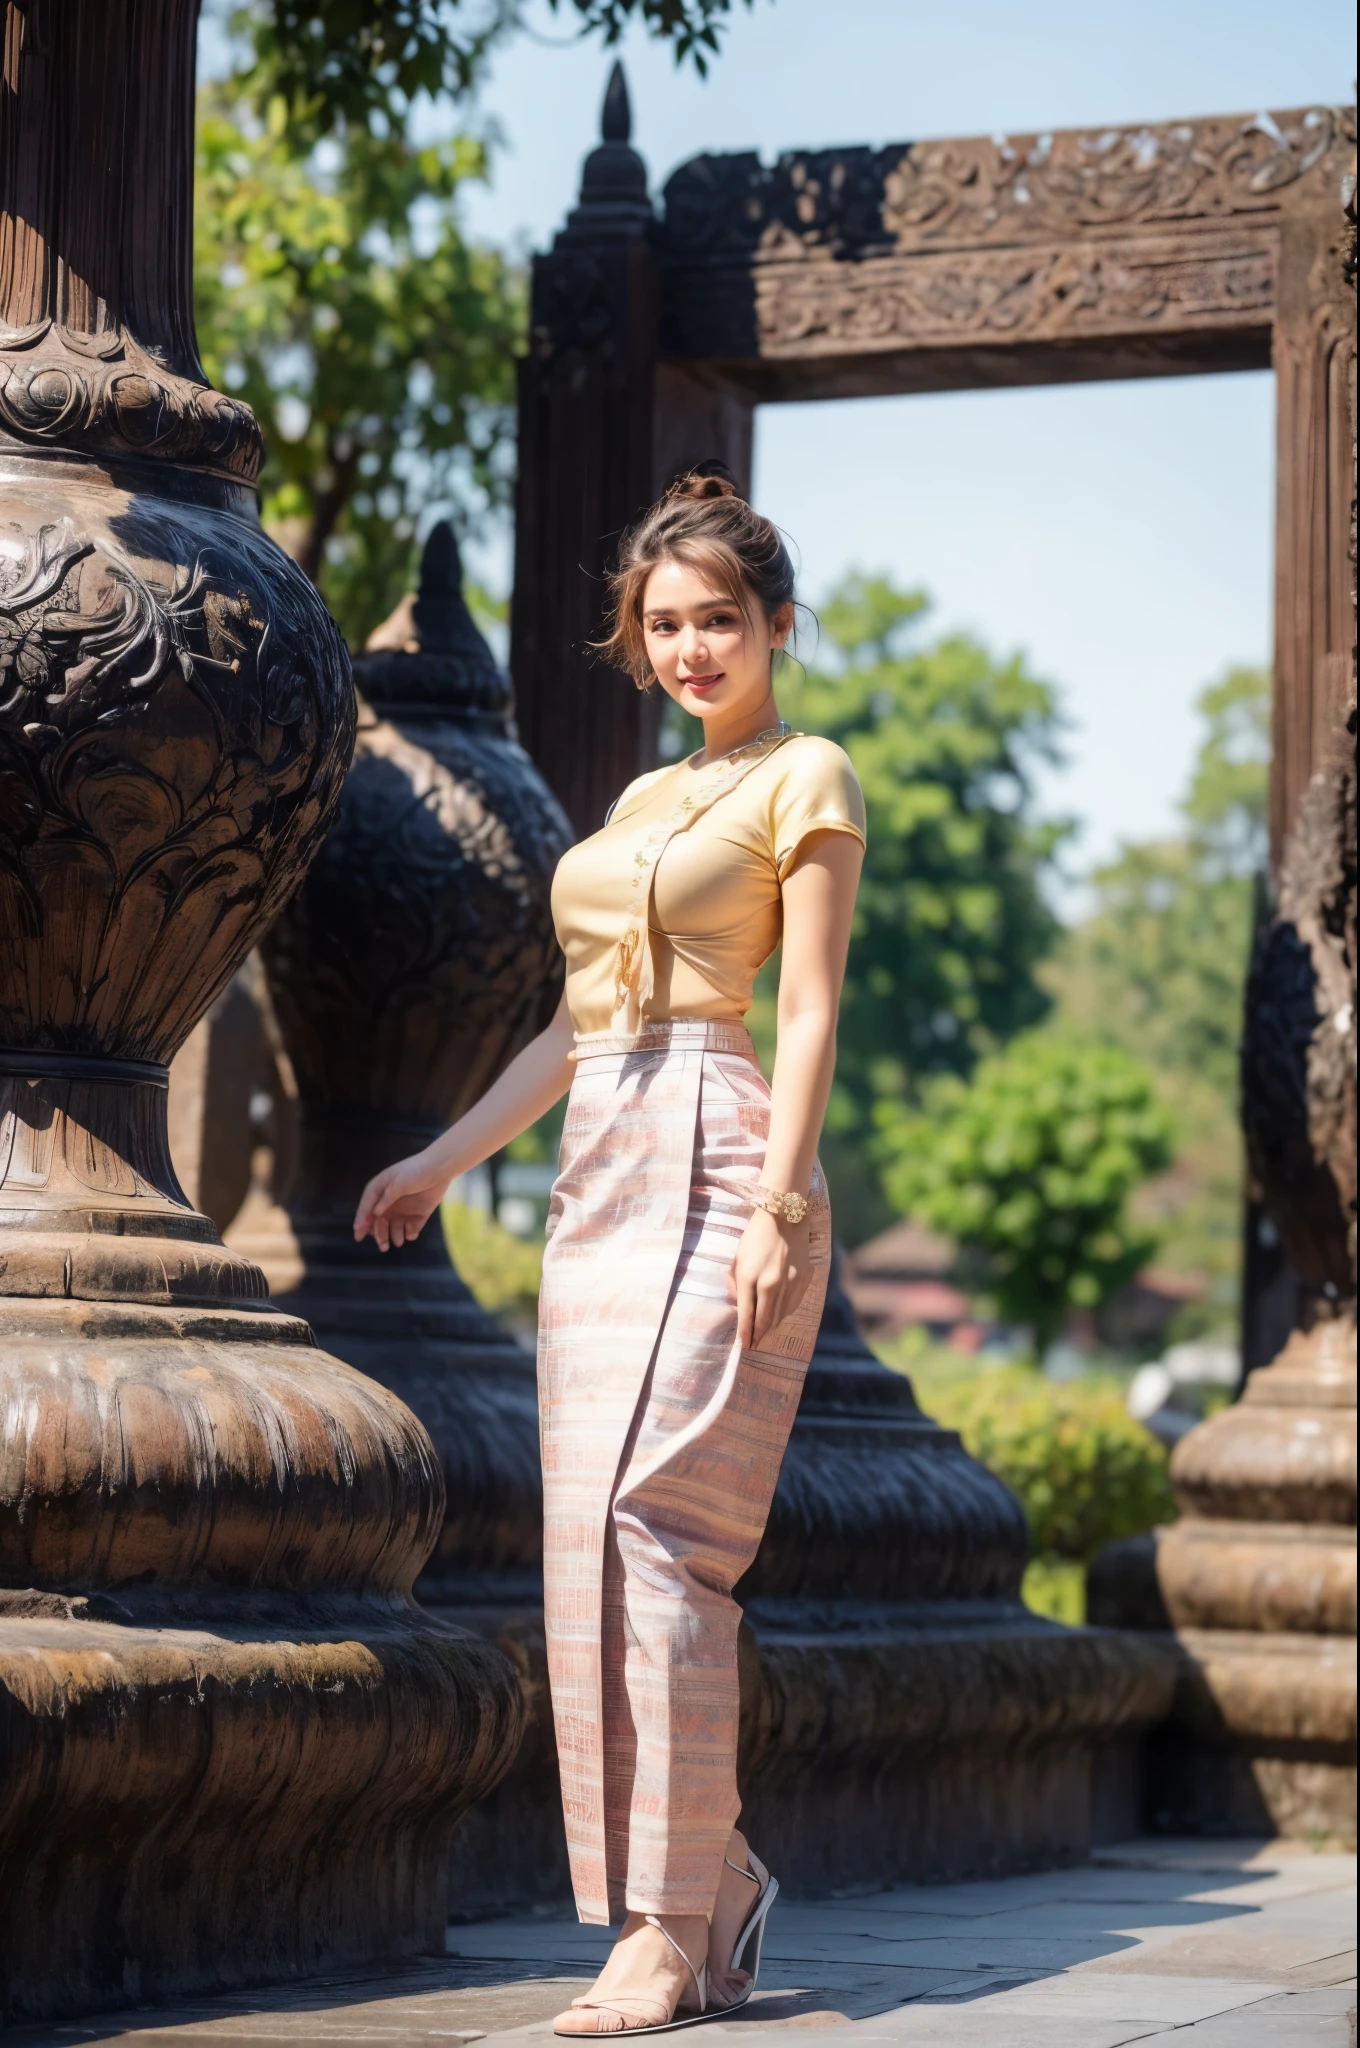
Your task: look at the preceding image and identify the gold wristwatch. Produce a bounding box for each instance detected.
[755,1185,810,1226]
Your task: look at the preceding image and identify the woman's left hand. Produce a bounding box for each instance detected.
[732,1206,812,1351]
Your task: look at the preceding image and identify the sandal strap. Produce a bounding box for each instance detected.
[577,1998,672,2028]
[642,1916,705,2007]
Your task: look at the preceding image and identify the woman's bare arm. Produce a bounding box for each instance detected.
[733,830,863,1348]
[353,989,575,1251]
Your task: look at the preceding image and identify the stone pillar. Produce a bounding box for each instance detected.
[1091,740,1358,1842]
[0,5,521,2021]
[510,62,662,838]
[1090,190,1357,1845]
[225,522,573,1907]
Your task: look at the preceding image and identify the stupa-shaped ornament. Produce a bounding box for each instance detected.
[229,523,573,1904]
[0,5,521,2022]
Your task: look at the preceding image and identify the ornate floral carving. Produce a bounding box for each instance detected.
[531,249,618,356]
[260,537,567,1127]
[0,322,264,481]
[0,488,353,1063]
[879,108,1349,250]
[242,525,570,1606]
[660,107,1352,267]
[753,235,1275,355]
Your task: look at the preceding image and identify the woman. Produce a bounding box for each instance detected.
[355,467,864,2034]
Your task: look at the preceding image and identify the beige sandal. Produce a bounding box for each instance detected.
[554,1917,711,2036]
[706,1850,778,2014]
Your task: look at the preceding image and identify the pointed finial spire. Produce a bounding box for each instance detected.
[560,59,651,237]
[419,519,462,602]
[357,517,507,714]
[601,60,631,146]
[409,519,481,658]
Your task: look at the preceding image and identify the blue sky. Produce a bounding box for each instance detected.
[453,0,1354,892]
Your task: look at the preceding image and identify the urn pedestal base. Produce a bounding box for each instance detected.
[1089,1319,1358,1847]
[0,1600,519,2021]
[435,1283,1179,1914]
[225,1172,560,1914]
[0,1296,525,2026]
[437,1597,1176,1913]
[737,1603,1177,1890]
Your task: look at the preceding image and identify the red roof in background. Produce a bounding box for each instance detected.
[1132,1266,1210,1303]
[849,1219,955,1281]
[848,1278,972,1328]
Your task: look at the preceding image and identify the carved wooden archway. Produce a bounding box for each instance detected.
[512,84,1354,858]
[513,84,1358,1845]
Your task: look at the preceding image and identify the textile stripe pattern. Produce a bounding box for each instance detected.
[538,1021,830,1923]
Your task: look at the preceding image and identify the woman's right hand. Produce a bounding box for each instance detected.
[353,1150,449,1251]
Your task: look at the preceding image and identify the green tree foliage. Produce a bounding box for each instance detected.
[196,0,750,640]
[245,0,755,136]
[758,574,1066,1235]
[195,83,521,644]
[897,1350,1175,1565]
[443,1200,544,1322]
[879,1031,1175,1349]
[1044,667,1269,1315]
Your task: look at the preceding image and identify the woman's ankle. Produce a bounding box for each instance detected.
[623,1909,708,1933]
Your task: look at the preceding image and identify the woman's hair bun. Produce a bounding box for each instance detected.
[670,459,740,503]
[599,456,797,688]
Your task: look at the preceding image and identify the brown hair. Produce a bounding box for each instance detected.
[598,461,798,689]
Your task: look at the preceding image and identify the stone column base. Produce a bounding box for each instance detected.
[1089,1319,1357,1847]
[1082,1608,1357,1844]
[439,1599,1178,1912]
[0,1595,522,2024]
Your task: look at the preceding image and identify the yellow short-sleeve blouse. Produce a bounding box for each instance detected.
[551,733,866,1037]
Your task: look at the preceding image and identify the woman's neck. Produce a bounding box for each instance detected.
[697,691,782,764]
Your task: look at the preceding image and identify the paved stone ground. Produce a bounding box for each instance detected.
[23,1839,1356,2048]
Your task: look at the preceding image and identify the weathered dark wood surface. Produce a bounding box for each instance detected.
[510,64,664,838]
[0,0,522,2020]
[236,524,569,1610]
[223,528,573,1913]
[512,97,1355,854]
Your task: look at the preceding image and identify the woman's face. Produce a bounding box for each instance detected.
[641,558,790,728]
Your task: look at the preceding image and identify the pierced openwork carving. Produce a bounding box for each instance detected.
[881,109,1347,249]
[661,108,1353,264]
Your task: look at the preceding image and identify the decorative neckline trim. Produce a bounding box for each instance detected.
[688,719,793,770]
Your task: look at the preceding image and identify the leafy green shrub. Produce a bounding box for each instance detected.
[442,1202,543,1321]
[878,1030,1176,1349]
[1021,1557,1087,1626]
[894,1350,1175,1564]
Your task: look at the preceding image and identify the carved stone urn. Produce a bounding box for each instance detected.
[225,522,573,1904]
[1091,722,1358,1842]
[0,3,521,2022]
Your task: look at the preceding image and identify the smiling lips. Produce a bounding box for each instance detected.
[682,673,725,693]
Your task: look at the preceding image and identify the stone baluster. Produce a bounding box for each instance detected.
[0,3,521,2021]
[228,521,575,1908]
[1091,718,1357,1841]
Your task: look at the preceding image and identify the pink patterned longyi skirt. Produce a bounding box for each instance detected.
[537,1019,830,1925]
